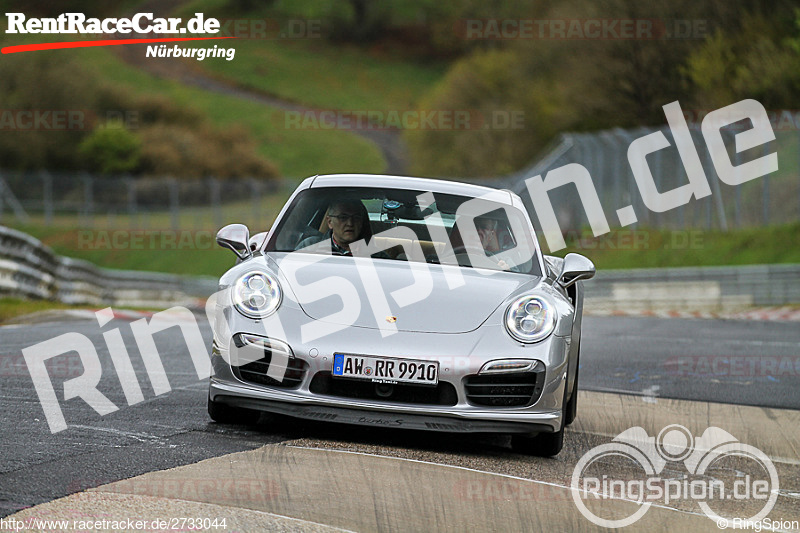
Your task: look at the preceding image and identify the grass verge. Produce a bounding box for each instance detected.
[12,224,235,278]
[178,0,447,111]
[556,223,800,270]
[0,297,91,324]
[0,297,164,324]
[0,25,386,180]
[80,47,386,179]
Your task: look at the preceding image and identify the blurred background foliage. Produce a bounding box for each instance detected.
[405,0,800,177]
[0,49,279,178]
[1,0,799,179]
[0,0,798,275]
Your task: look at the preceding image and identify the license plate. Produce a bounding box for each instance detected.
[332,353,439,385]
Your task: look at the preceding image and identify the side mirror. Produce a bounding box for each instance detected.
[558,253,595,288]
[217,223,251,260]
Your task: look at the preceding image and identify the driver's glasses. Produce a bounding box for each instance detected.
[329,214,363,223]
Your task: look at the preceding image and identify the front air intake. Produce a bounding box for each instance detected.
[230,334,306,389]
[463,369,545,407]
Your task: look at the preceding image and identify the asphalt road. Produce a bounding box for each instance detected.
[1,314,798,521]
[581,316,800,409]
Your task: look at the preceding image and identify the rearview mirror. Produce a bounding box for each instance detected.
[217,223,251,260]
[557,253,595,288]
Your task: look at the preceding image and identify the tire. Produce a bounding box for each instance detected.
[511,366,569,457]
[207,395,261,425]
[564,346,580,426]
[511,427,564,457]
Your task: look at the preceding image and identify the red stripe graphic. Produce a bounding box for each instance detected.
[2,36,236,54]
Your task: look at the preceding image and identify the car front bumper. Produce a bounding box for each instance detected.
[208,319,571,434]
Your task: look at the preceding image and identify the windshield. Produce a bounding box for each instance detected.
[266,186,541,276]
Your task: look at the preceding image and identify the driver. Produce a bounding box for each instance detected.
[296,199,376,256]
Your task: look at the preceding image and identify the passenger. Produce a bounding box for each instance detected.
[475,216,502,253]
[476,215,517,253]
[450,215,517,271]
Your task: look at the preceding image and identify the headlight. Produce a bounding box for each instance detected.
[232,271,282,318]
[504,295,555,343]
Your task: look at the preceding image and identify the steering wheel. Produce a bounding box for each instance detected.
[451,245,505,270]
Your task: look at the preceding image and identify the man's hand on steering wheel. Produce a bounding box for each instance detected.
[452,245,510,270]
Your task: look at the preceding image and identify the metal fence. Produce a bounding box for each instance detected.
[0,171,284,230]
[490,124,800,232]
[1,122,798,234]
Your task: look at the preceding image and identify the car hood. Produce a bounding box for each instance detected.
[269,252,540,333]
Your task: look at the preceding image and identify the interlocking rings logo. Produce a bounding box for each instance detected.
[571,424,779,528]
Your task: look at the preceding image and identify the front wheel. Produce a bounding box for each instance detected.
[207,395,261,425]
[564,345,580,426]
[511,428,564,457]
[512,369,569,456]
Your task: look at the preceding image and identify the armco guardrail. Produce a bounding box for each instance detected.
[584,263,800,312]
[0,225,217,308]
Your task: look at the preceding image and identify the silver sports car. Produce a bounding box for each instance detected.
[207,174,595,456]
